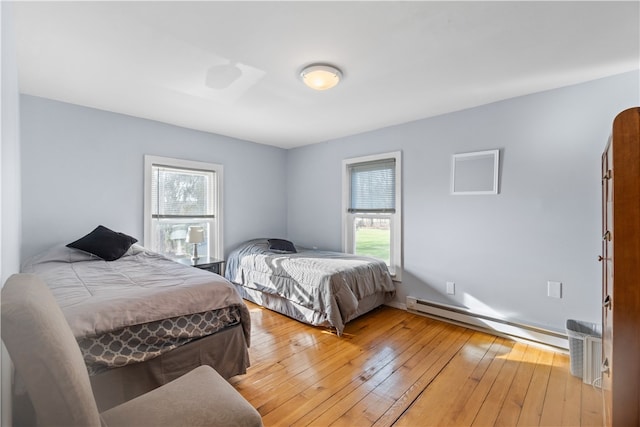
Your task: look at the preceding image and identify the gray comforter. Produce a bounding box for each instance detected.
[21,244,251,345]
[225,239,395,335]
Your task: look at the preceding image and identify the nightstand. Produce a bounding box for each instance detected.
[175,257,225,275]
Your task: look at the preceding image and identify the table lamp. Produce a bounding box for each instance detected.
[186,226,205,262]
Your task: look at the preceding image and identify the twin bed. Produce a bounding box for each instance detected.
[19,229,395,410]
[21,241,251,410]
[225,238,396,336]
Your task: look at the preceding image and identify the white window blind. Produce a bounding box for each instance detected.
[348,158,396,213]
[151,166,215,219]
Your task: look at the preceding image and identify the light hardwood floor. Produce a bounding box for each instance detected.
[230,302,603,427]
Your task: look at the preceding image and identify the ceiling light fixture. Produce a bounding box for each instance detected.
[300,64,342,91]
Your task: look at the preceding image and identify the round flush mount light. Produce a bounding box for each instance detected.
[300,64,342,91]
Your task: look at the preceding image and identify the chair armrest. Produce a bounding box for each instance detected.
[100,365,262,427]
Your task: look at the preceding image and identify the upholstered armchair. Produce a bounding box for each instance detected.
[1,274,263,427]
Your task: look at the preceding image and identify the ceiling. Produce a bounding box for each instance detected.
[13,1,640,149]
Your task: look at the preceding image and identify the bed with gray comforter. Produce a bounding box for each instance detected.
[225,238,396,336]
[21,244,251,410]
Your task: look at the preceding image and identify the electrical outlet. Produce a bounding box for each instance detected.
[446,282,455,295]
[547,281,562,298]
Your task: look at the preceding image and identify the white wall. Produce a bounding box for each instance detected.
[2,2,21,425]
[1,0,22,283]
[20,96,288,260]
[286,71,640,333]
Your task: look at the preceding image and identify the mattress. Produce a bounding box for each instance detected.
[77,306,242,375]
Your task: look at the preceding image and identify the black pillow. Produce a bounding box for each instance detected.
[267,238,297,253]
[66,225,138,261]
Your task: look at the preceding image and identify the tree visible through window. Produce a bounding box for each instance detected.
[144,156,223,260]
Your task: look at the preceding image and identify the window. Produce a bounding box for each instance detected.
[342,151,402,280]
[144,155,223,260]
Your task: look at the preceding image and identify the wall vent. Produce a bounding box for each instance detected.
[406,296,568,351]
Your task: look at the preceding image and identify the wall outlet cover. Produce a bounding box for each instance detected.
[446,281,455,295]
[547,281,562,298]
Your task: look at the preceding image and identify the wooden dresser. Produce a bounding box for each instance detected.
[601,107,640,426]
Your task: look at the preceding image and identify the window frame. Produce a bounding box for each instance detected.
[144,155,224,260]
[342,151,402,281]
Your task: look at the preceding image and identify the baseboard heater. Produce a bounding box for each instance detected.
[406,296,568,351]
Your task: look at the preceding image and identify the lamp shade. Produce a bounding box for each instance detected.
[185,226,205,244]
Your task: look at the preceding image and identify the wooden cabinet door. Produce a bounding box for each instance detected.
[603,107,640,426]
[601,142,613,426]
